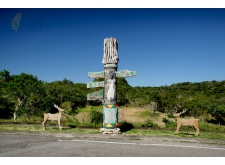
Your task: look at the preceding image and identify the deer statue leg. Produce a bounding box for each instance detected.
[193,122,200,136]
[42,115,48,130]
[42,121,45,130]
[42,119,46,130]
[175,123,181,134]
[58,119,62,130]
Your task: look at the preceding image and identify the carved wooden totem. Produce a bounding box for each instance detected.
[102,37,120,132]
[87,37,136,134]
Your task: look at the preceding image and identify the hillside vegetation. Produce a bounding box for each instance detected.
[0,69,225,127]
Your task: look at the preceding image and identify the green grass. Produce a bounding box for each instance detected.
[139,110,150,118]
[78,106,102,112]
[1,106,225,141]
[120,129,225,140]
[0,124,224,141]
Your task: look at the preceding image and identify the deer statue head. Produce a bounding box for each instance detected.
[173,109,186,117]
[54,104,65,112]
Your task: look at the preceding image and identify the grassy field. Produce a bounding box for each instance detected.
[0,106,225,140]
[0,124,225,141]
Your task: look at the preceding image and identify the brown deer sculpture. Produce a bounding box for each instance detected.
[42,104,65,130]
[173,109,200,136]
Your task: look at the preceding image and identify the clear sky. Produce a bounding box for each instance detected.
[1,8,225,87]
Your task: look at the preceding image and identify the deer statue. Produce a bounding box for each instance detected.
[42,104,65,130]
[173,109,200,136]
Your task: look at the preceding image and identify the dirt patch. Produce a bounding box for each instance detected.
[74,112,90,123]
[119,107,166,127]
[73,107,166,127]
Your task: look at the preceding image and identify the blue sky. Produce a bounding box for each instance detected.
[1,8,225,87]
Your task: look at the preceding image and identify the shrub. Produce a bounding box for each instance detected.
[67,109,79,115]
[199,121,225,132]
[89,110,103,125]
[63,114,80,128]
[141,119,159,128]
[162,117,176,129]
[167,113,174,118]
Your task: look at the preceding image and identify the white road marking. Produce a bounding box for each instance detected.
[58,139,225,151]
[140,143,225,151]
[58,139,136,145]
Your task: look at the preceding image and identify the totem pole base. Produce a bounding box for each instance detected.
[99,128,121,134]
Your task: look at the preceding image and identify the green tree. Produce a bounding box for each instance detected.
[3,73,45,121]
[45,80,87,112]
[117,78,131,106]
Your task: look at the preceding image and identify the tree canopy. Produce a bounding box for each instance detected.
[0,69,225,125]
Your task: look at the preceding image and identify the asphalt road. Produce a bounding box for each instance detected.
[0,130,225,157]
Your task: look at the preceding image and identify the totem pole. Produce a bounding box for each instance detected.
[87,37,136,134]
[101,37,120,134]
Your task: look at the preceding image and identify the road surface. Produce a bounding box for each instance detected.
[0,130,225,157]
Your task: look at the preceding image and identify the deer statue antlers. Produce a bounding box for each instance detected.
[54,104,65,112]
[173,108,186,117]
